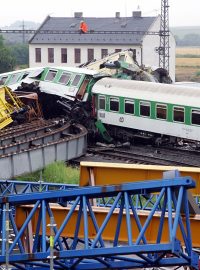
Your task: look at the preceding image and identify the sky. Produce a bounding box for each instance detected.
[0,0,199,27]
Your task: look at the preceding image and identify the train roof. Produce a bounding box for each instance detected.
[45,66,98,75]
[92,78,200,108]
[174,81,200,88]
[0,67,44,77]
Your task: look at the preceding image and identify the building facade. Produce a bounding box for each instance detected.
[29,11,176,81]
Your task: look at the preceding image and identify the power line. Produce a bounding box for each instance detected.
[0,29,159,35]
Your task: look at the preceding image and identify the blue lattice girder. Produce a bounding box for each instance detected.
[0,177,198,269]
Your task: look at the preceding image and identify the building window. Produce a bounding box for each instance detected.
[140,101,150,117]
[75,48,81,63]
[99,96,106,110]
[156,104,167,120]
[35,48,41,63]
[125,99,134,114]
[61,48,67,63]
[110,97,119,112]
[101,49,108,58]
[48,48,54,63]
[132,49,136,60]
[115,49,121,53]
[191,109,200,125]
[88,48,94,62]
[173,106,184,123]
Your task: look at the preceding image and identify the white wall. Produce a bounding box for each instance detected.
[169,32,176,82]
[29,44,141,68]
[142,16,176,82]
[142,17,160,68]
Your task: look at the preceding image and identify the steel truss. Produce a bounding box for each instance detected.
[0,180,77,196]
[0,176,198,269]
[159,0,170,71]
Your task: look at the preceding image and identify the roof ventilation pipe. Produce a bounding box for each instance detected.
[74,12,83,18]
[115,12,120,18]
[132,11,142,18]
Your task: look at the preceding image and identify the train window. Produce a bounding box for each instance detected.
[140,101,150,117]
[99,96,106,110]
[110,97,119,112]
[0,76,8,85]
[58,72,71,85]
[173,106,184,123]
[125,99,134,114]
[71,74,82,87]
[191,109,200,125]
[156,104,167,120]
[8,73,21,84]
[45,70,57,82]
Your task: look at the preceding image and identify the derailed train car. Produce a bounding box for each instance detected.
[17,67,200,147]
[1,49,199,146]
[91,78,200,146]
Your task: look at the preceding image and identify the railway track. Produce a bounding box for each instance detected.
[0,119,87,178]
[82,144,200,167]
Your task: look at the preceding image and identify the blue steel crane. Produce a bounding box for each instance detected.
[0,175,198,270]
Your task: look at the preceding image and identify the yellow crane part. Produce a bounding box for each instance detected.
[79,162,200,195]
[0,86,24,129]
[16,205,200,248]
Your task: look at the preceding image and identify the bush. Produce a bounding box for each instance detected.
[195,70,200,77]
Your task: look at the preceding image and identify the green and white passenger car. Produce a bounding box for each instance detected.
[92,78,200,143]
[22,66,98,101]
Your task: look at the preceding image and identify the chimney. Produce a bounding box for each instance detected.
[132,11,142,18]
[115,12,120,18]
[74,12,83,18]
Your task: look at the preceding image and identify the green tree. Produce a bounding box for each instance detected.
[9,44,29,66]
[0,35,16,73]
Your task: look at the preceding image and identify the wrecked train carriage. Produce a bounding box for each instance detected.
[80,48,172,84]
[0,67,45,90]
[17,66,100,120]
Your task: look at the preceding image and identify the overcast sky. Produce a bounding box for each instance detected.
[0,0,199,27]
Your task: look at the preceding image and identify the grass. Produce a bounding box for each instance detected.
[16,161,80,185]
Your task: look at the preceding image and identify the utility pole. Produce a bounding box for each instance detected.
[159,0,170,72]
[22,20,25,44]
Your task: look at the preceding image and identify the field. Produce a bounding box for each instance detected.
[176,47,200,55]
[175,46,200,81]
